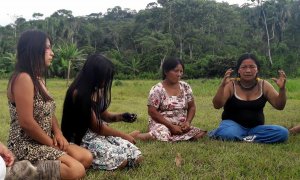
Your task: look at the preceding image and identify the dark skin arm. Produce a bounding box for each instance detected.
[180,99,196,133]
[52,115,69,151]
[148,105,183,135]
[212,68,234,109]
[265,70,287,110]
[100,110,123,122]
[90,110,136,144]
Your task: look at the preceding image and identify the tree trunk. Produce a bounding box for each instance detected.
[66,60,71,86]
[261,6,273,65]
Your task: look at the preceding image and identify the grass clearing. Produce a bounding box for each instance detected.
[0,78,300,179]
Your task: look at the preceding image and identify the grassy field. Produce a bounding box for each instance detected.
[1,78,300,179]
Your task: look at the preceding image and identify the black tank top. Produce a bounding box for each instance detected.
[221,80,267,128]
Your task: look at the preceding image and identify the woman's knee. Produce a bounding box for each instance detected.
[66,144,93,169]
[209,121,246,141]
[59,155,86,179]
[276,126,289,142]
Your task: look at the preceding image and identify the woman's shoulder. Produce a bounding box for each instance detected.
[259,78,275,92]
[9,72,34,89]
[151,82,163,90]
[14,72,33,82]
[179,81,192,88]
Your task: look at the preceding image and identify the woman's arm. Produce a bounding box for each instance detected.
[148,106,183,135]
[212,69,234,109]
[180,100,196,133]
[264,70,287,110]
[90,111,136,144]
[13,73,54,147]
[101,110,137,123]
[186,100,196,124]
[100,110,122,122]
[52,115,69,151]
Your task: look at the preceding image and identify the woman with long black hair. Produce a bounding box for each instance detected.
[61,53,142,171]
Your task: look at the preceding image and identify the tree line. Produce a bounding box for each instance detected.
[0,0,299,79]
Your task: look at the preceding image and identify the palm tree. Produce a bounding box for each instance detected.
[56,42,84,86]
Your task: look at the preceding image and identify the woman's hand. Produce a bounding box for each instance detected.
[123,134,136,144]
[271,69,286,89]
[221,68,235,87]
[0,143,14,166]
[169,124,183,135]
[180,121,191,133]
[53,133,69,151]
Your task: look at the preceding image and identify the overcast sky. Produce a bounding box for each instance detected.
[0,0,249,26]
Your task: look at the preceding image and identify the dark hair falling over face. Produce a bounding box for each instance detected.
[61,54,115,144]
[9,29,52,101]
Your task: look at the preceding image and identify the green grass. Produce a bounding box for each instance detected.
[1,78,300,179]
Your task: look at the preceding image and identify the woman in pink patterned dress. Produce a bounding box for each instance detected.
[134,57,207,141]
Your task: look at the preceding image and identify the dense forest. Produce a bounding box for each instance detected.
[0,0,299,79]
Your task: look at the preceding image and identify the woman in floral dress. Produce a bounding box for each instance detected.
[7,30,92,179]
[134,57,207,141]
[61,54,142,170]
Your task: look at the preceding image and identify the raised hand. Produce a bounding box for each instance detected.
[221,68,235,87]
[271,69,286,89]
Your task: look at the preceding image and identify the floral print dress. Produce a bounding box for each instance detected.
[81,127,141,170]
[7,93,65,163]
[148,81,203,141]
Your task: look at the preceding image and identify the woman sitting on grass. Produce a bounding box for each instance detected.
[133,57,207,141]
[61,53,142,171]
[6,29,92,180]
[208,53,288,143]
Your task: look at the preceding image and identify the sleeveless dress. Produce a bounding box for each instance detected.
[7,93,65,163]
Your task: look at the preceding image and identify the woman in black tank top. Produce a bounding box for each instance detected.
[208,53,288,144]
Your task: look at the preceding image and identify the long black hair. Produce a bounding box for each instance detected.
[61,54,115,144]
[9,29,52,101]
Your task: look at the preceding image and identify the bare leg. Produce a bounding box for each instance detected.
[59,154,86,180]
[65,144,93,169]
[131,131,155,141]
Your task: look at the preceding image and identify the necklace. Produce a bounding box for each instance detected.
[238,80,257,90]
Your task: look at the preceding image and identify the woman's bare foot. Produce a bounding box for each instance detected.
[129,130,141,138]
[191,130,207,140]
[289,125,300,135]
[130,131,155,141]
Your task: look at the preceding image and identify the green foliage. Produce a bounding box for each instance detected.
[114,79,123,86]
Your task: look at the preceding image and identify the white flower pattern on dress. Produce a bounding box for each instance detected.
[81,129,141,170]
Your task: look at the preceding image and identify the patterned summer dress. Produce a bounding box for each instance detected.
[81,128,142,170]
[7,93,65,163]
[148,81,203,141]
